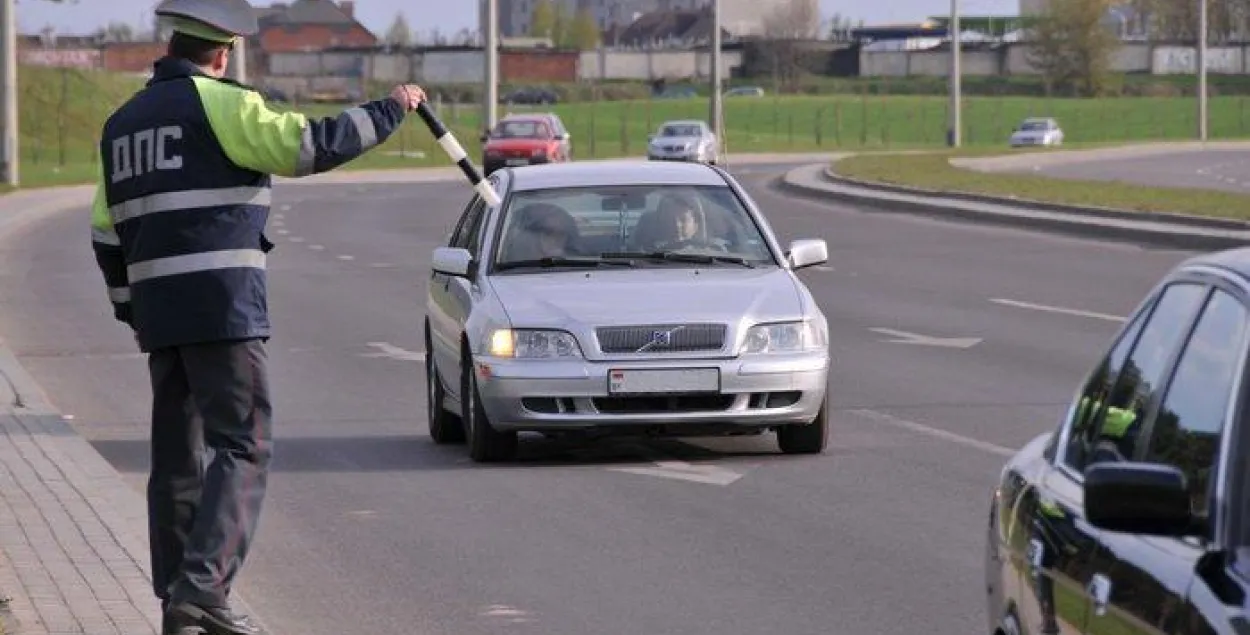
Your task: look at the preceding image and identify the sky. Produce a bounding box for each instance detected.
[18,0,1020,38]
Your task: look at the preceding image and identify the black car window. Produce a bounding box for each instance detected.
[449,196,482,248]
[1062,283,1205,473]
[1142,288,1247,520]
[1062,303,1148,473]
[1089,282,1206,465]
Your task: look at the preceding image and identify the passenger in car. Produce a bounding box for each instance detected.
[507,203,579,260]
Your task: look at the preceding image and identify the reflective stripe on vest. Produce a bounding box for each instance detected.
[109,186,271,224]
[127,248,266,283]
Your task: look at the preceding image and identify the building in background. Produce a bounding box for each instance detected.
[499,0,816,42]
[252,0,378,52]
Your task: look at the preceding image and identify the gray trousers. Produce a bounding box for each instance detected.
[146,338,273,609]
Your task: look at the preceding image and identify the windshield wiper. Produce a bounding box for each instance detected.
[494,256,635,271]
[600,251,756,268]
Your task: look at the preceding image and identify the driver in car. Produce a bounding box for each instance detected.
[636,192,728,251]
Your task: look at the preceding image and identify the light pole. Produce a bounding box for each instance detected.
[708,0,723,142]
[1197,0,1208,141]
[948,0,961,148]
[482,0,499,136]
[0,0,16,186]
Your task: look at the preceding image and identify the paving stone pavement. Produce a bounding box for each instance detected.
[0,410,162,634]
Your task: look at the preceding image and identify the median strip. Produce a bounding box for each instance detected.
[832,146,1250,221]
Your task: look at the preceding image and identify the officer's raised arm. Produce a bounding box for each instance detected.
[87,178,132,327]
[194,79,424,178]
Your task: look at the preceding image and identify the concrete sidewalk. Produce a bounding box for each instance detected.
[0,188,163,635]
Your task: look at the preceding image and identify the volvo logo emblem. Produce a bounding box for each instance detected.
[650,330,673,346]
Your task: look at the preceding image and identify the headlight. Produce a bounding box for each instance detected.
[487,329,583,358]
[739,320,826,354]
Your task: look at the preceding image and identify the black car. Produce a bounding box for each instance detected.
[985,246,1250,635]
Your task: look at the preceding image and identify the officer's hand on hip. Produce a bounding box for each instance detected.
[390,84,426,111]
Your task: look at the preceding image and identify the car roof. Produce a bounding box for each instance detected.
[659,119,706,127]
[505,160,729,191]
[499,113,556,123]
[1179,246,1250,282]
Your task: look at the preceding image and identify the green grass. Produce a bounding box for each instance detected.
[833,146,1250,220]
[8,64,1250,193]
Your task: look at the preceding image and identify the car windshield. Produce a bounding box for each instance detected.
[660,124,702,137]
[492,120,550,139]
[1020,120,1049,131]
[492,184,776,271]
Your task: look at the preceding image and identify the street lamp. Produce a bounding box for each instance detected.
[948,0,961,147]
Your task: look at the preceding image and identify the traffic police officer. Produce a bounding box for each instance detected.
[88,1,425,633]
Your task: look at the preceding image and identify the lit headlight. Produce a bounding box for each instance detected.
[487,329,583,358]
[739,320,826,354]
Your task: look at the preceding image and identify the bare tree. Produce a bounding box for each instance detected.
[1126,0,1250,43]
[1025,0,1120,96]
[758,0,820,93]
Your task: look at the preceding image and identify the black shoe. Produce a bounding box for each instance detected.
[164,601,265,635]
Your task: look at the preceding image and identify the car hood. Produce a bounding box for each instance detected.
[488,267,802,327]
[651,136,703,146]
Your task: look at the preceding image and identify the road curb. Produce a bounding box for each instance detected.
[821,164,1250,232]
[774,164,1250,252]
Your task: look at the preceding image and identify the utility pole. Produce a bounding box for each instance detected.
[1197,0,1208,141]
[708,0,722,143]
[0,0,17,186]
[228,37,248,85]
[947,0,961,148]
[482,0,499,136]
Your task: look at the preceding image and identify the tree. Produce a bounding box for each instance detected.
[758,0,820,92]
[551,3,572,47]
[529,0,556,40]
[1025,0,1120,97]
[569,7,601,49]
[385,12,412,47]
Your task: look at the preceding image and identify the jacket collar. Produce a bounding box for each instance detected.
[148,56,210,86]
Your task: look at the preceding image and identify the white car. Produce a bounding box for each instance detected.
[423,160,831,462]
[646,120,720,164]
[1009,117,1064,147]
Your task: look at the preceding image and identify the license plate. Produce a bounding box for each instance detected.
[608,368,719,394]
[506,158,528,166]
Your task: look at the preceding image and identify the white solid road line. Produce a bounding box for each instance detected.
[363,342,426,361]
[849,409,1016,457]
[989,297,1125,323]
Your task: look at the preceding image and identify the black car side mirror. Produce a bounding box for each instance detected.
[1084,462,1199,537]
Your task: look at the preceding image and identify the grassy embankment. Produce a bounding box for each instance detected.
[833,143,1250,221]
[11,64,1250,219]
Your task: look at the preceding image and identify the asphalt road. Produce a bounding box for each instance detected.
[1019,147,1250,193]
[0,163,1198,635]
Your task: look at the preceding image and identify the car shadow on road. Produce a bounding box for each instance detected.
[90,431,788,474]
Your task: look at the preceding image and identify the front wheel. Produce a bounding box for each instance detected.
[776,394,828,455]
[461,351,518,462]
[425,331,465,444]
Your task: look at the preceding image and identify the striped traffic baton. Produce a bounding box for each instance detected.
[415,102,503,207]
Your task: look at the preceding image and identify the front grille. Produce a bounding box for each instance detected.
[593,395,734,414]
[595,323,726,354]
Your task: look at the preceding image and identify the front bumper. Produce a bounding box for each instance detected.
[472,352,829,434]
[483,154,552,174]
[647,150,701,162]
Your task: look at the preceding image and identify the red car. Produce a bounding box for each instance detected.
[479,113,572,175]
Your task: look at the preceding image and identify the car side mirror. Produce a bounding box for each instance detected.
[432,247,474,277]
[1084,462,1198,537]
[479,133,490,143]
[786,238,828,270]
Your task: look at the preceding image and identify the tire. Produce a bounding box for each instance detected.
[461,347,518,462]
[776,393,828,455]
[425,328,465,444]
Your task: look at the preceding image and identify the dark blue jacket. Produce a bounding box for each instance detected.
[90,56,407,352]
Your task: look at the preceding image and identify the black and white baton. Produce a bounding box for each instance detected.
[415,102,503,207]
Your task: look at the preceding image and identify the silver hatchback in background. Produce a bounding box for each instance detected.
[646,120,721,164]
[423,160,831,462]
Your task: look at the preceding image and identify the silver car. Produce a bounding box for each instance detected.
[423,160,831,462]
[646,120,720,164]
